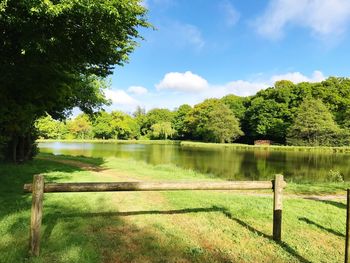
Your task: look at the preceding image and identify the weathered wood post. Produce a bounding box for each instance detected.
[345,189,350,263]
[29,174,44,256]
[273,174,283,241]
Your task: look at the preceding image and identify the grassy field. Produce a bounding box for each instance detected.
[0,153,347,262]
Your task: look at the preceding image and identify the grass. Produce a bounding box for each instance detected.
[0,153,347,262]
[180,141,350,153]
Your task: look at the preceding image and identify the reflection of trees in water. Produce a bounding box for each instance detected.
[41,143,350,183]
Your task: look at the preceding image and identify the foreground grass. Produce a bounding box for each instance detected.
[0,154,347,262]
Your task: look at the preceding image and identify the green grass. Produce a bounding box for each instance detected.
[180,141,350,153]
[0,154,347,262]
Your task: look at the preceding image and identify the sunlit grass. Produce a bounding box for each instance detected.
[0,154,347,262]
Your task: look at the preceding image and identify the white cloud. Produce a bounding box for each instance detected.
[104,89,138,105]
[219,0,240,27]
[156,71,209,92]
[155,70,326,102]
[127,86,148,95]
[256,0,350,39]
[270,70,326,84]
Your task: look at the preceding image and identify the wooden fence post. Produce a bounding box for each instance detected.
[29,174,44,256]
[345,189,350,263]
[273,174,283,241]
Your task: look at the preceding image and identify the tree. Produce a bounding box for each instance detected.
[67,114,92,140]
[186,99,243,142]
[35,115,65,139]
[144,109,174,136]
[205,104,243,143]
[111,111,140,139]
[151,122,175,140]
[287,98,340,146]
[185,99,221,140]
[221,95,246,120]
[0,0,150,161]
[172,104,192,139]
[92,111,113,139]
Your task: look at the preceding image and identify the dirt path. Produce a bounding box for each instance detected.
[38,156,346,201]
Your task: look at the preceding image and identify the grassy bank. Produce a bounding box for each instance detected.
[180,141,350,153]
[0,154,347,262]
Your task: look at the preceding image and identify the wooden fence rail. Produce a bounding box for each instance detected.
[24,174,286,256]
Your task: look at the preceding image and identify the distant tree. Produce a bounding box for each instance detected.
[287,98,340,146]
[185,99,221,140]
[92,111,113,139]
[221,95,246,120]
[172,104,192,139]
[186,99,243,142]
[133,106,148,136]
[35,115,63,139]
[151,122,175,140]
[144,109,174,136]
[205,104,243,143]
[67,114,92,140]
[111,111,140,139]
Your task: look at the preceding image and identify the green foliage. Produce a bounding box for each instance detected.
[287,98,340,146]
[111,111,140,139]
[186,99,243,142]
[35,114,65,139]
[0,0,150,161]
[151,122,175,140]
[34,77,350,147]
[172,104,192,139]
[205,104,243,143]
[221,94,246,120]
[67,114,93,140]
[92,111,114,139]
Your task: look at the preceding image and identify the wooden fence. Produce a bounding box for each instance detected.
[24,174,286,256]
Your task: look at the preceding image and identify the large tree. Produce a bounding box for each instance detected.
[287,98,340,146]
[0,0,149,161]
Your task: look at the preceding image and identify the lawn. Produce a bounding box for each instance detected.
[0,153,347,262]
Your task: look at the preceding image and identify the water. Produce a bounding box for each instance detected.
[38,142,350,182]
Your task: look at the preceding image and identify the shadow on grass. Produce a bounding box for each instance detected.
[217,206,312,263]
[299,217,345,237]
[42,205,312,263]
[0,154,106,262]
[42,207,225,240]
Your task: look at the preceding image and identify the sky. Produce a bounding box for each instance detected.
[104,0,350,113]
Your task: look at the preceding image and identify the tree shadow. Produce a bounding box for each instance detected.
[299,217,345,237]
[0,154,107,261]
[216,206,312,263]
[42,207,226,242]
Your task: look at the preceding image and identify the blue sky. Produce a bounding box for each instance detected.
[104,0,350,113]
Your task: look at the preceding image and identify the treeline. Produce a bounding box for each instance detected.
[36,77,350,146]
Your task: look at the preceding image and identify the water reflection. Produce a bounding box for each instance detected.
[39,142,350,182]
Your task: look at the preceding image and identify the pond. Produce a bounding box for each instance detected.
[39,142,350,183]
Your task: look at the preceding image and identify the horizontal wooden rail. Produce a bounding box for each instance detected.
[23,180,286,193]
[24,174,286,256]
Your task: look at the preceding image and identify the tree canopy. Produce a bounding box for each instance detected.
[0,0,150,161]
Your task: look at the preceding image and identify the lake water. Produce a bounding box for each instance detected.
[39,142,350,183]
